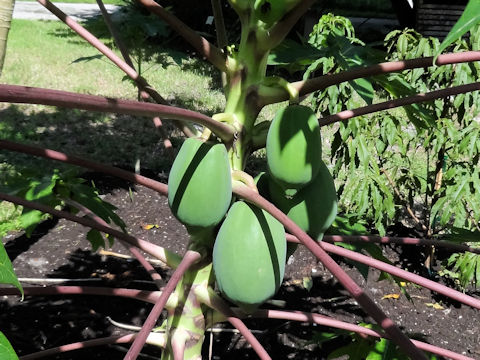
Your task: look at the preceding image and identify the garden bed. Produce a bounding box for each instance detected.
[2,172,479,359]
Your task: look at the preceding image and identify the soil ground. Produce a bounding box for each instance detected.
[1,172,480,360]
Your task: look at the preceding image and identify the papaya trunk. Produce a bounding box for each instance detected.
[0,0,14,75]
[224,20,271,171]
[162,261,213,360]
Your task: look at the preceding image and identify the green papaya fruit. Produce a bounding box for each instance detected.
[269,160,337,241]
[266,105,321,192]
[255,172,297,260]
[168,138,232,229]
[213,201,286,312]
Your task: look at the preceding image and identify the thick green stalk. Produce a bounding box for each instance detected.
[223,18,270,171]
[0,0,13,75]
[161,261,214,360]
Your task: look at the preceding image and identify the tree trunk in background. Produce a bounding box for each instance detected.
[0,0,14,75]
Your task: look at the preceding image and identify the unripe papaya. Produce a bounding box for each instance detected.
[269,160,337,241]
[168,138,232,229]
[213,201,286,312]
[266,105,321,192]
[255,172,297,260]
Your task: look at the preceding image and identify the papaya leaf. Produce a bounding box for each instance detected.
[327,215,369,235]
[308,331,344,345]
[336,242,370,279]
[449,252,480,288]
[268,39,326,66]
[0,240,23,298]
[436,0,480,58]
[442,228,480,243]
[86,229,108,251]
[0,332,18,360]
[69,182,126,232]
[366,338,409,360]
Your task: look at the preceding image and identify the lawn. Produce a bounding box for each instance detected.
[0,18,283,235]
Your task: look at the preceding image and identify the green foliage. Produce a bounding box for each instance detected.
[271,14,480,288]
[437,0,480,57]
[0,332,18,360]
[446,249,480,289]
[0,239,22,297]
[1,169,126,250]
[312,325,437,360]
[0,201,21,238]
[306,19,480,238]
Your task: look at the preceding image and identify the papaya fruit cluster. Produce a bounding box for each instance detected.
[167,104,337,312]
[168,137,287,311]
[264,105,338,254]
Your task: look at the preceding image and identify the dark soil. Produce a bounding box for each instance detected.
[1,173,480,360]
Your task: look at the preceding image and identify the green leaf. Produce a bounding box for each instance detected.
[309,331,343,345]
[86,229,107,252]
[325,36,381,105]
[442,228,480,243]
[437,0,480,58]
[268,39,326,66]
[0,240,23,298]
[357,135,371,167]
[17,173,60,237]
[327,215,369,235]
[374,74,435,129]
[70,183,126,232]
[351,77,374,105]
[336,242,370,279]
[0,332,18,360]
[367,338,409,360]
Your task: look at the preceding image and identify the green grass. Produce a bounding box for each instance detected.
[0,19,227,156]
[0,18,231,235]
[2,20,225,107]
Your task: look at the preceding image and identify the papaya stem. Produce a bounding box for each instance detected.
[19,334,167,360]
[258,51,480,107]
[124,250,202,360]
[320,82,480,126]
[0,85,235,142]
[231,170,257,191]
[195,286,272,360]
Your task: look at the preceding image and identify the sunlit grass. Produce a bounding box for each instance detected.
[2,20,225,111]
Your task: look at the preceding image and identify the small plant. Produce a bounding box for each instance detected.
[1,0,480,359]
